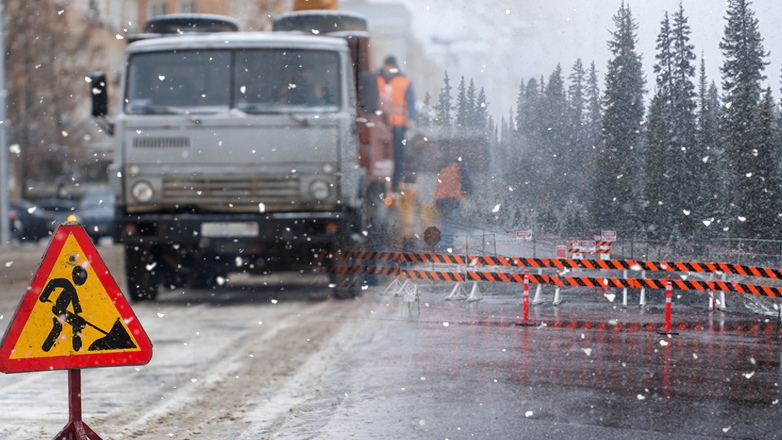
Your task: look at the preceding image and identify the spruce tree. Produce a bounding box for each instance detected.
[719,0,769,237]
[741,88,782,238]
[670,5,698,237]
[514,80,525,140]
[593,2,646,231]
[434,71,453,127]
[544,63,568,203]
[475,87,489,133]
[466,79,477,128]
[455,76,467,128]
[695,56,721,235]
[585,62,602,150]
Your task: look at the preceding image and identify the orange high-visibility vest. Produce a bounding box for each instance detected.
[434,163,464,202]
[378,75,411,126]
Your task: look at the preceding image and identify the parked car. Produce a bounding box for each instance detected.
[73,187,115,241]
[9,199,57,242]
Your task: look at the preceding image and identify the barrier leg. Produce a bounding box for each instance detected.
[467,282,483,302]
[553,286,562,306]
[716,273,727,312]
[622,269,628,309]
[707,273,715,311]
[445,282,468,301]
[639,270,646,308]
[552,269,563,306]
[532,269,543,305]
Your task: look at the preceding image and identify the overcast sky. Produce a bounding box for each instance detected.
[372,0,782,121]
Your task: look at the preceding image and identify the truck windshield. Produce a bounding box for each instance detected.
[234,50,340,112]
[126,51,231,114]
[125,49,340,114]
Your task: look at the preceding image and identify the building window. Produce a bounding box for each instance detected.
[150,3,167,17]
[179,2,195,13]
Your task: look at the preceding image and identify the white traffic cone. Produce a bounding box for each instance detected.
[445,282,469,301]
[466,282,483,302]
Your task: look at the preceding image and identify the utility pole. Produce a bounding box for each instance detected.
[0,3,9,248]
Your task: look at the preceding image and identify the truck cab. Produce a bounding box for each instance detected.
[92,14,386,300]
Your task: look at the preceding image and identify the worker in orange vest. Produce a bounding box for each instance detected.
[434,158,472,248]
[378,55,416,191]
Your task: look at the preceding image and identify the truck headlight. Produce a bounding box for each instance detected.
[309,180,330,200]
[132,180,154,202]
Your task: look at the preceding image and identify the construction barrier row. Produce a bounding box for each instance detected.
[320,264,782,298]
[320,250,782,281]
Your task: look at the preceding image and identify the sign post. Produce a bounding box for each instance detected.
[0,221,153,439]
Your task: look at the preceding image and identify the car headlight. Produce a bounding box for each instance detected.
[309,180,330,200]
[131,180,154,202]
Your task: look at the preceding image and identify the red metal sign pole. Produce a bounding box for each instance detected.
[664,276,672,333]
[515,271,535,326]
[657,276,679,336]
[52,369,103,440]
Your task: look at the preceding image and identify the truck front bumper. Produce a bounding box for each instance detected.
[115,210,358,248]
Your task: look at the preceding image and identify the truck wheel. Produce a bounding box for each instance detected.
[125,244,161,301]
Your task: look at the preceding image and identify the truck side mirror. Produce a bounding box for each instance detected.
[90,72,109,117]
[358,71,378,114]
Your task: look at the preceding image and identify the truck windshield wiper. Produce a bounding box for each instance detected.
[145,104,192,114]
[235,103,282,114]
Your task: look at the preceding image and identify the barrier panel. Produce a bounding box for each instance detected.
[320,263,782,298]
[321,250,782,281]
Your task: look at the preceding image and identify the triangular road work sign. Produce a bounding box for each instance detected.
[0,222,152,373]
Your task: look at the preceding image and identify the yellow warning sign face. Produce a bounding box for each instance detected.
[0,223,152,373]
[10,233,139,359]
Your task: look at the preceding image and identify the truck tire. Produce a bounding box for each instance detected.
[125,244,161,301]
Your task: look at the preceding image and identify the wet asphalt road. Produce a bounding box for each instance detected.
[277,282,782,439]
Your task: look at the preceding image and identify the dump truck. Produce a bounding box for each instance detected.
[90,10,393,301]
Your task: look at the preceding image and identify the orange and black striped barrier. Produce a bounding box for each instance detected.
[320,250,782,281]
[319,264,782,298]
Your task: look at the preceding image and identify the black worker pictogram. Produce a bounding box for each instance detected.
[39,266,136,352]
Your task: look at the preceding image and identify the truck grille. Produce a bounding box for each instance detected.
[162,177,300,204]
[133,137,190,148]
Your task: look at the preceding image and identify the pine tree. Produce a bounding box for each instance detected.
[475,87,489,133]
[567,59,588,202]
[585,62,602,149]
[592,2,646,230]
[568,59,586,136]
[670,4,698,237]
[719,0,769,237]
[434,71,453,127]
[513,80,525,139]
[644,6,698,238]
[742,88,782,238]
[695,56,721,235]
[543,63,568,203]
[465,79,477,128]
[455,76,467,128]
